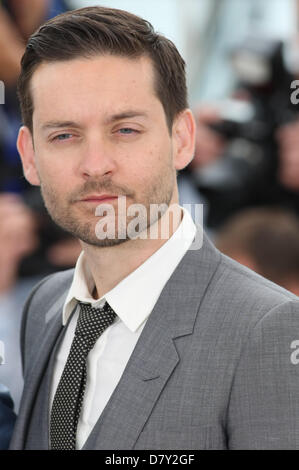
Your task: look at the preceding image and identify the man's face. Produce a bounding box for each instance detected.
[18,55,194,246]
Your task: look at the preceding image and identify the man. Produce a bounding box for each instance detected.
[10,6,299,450]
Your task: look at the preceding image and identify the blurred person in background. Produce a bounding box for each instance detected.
[0,192,38,412]
[0,0,81,419]
[189,77,299,230]
[186,0,299,231]
[277,118,299,191]
[0,384,16,449]
[215,207,299,295]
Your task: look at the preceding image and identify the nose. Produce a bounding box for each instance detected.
[78,135,117,179]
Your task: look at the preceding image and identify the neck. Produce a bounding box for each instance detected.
[81,199,183,299]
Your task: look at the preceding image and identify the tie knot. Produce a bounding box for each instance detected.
[76,301,116,347]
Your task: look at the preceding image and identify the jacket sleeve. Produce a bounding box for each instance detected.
[227,299,299,449]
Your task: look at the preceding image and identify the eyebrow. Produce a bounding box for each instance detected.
[40,121,81,132]
[40,111,149,132]
[104,111,149,124]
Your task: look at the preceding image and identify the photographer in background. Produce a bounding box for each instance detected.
[275,0,299,199]
[190,37,299,230]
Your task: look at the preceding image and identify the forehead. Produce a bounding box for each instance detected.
[30,54,161,123]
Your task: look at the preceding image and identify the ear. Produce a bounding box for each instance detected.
[17,126,41,186]
[172,109,196,170]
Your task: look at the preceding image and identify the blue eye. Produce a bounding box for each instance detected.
[119,128,135,134]
[55,133,73,140]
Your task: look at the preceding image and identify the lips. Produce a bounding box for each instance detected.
[81,194,118,202]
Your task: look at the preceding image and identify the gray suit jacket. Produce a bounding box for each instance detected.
[10,232,299,449]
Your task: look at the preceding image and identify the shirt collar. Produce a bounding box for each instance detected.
[62,206,197,331]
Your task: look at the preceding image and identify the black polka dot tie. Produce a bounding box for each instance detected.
[50,301,116,450]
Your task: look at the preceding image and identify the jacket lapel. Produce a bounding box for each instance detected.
[10,295,66,449]
[84,232,221,449]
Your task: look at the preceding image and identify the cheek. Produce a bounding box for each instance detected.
[38,162,62,187]
[37,161,73,199]
[35,146,73,183]
[132,143,169,175]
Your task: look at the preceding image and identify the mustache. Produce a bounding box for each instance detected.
[69,179,134,202]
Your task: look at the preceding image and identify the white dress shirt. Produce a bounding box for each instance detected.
[49,206,197,449]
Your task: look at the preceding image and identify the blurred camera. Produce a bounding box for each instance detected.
[193,37,299,229]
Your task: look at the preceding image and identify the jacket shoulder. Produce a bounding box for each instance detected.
[22,268,74,326]
[218,252,298,304]
[204,250,299,334]
[20,269,74,372]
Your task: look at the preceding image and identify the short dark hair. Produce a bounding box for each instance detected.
[215,207,299,287]
[17,6,188,133]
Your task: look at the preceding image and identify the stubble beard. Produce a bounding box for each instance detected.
[39,161,176,248]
